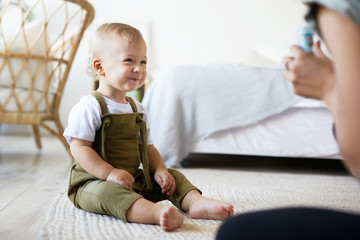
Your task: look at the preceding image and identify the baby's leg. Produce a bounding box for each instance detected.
[181,190,234,220]
[165,169,233,220]
[127,198,184,231]
[75,180,183,231]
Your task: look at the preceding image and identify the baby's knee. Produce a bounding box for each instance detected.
[167,168,185,179]
[76,181,142,221]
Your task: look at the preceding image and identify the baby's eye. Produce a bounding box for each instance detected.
[141,60,147,65]
[124,58,133,62]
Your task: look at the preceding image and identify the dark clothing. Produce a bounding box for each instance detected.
[216,207,360,240]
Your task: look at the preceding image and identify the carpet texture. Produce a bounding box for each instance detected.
[39,169,360,240]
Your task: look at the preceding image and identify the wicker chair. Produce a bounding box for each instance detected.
[0,0,94,153]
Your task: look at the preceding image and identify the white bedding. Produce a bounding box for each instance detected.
[143,64,303,167]
[191,105,342,159]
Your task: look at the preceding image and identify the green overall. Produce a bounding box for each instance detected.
[67,91,199,221]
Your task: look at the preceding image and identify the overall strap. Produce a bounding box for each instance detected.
[91,91,108,115]
[91,91,110,161]
[126,96,152,189]
[125,96,138,113]
[136,114,152,190]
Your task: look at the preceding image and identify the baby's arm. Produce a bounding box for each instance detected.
[148,145,175,195]
[70,138,134,188]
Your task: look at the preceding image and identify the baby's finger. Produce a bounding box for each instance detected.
[161,180,170,193]
[130,175,136,187]
[162,178,174,195]
[167,181,176,195]
[119,180,131,188]
[129,175,135,184]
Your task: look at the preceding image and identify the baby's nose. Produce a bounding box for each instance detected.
[133,65,140,72]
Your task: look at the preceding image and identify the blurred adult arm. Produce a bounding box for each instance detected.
[317,6,360,178]
[282,6,360,178]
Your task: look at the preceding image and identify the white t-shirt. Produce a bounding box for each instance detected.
[63,94,153,145]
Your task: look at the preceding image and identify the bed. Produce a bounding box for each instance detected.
[142,51,342,168]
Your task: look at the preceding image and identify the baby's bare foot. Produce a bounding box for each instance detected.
[159,206,184,231]
[189,197,234,220]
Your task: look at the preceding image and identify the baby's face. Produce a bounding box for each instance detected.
[100,35,147,94]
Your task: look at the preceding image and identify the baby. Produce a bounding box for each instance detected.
[64,22,233,231]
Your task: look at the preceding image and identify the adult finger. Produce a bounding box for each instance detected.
[312,40,327,59]
[282,69,295,82]
[281,56,293,69]
[290,44,306,58]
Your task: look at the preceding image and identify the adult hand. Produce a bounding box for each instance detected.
[282,40,335,102]
[106,168,134,188]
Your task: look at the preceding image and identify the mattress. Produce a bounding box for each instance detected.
[190,105,342,159]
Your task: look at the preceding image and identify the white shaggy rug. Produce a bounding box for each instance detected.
[39,168,360,240]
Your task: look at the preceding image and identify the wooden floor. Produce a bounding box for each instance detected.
[0,133,72,240]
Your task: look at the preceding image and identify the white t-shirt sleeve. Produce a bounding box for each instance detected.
[63,95,102,144]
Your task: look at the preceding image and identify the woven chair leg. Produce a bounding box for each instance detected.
[40,120,72,159]
[32,125,42,149]
[54,119,70,152]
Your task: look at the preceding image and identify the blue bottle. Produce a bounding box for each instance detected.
[297,26,314,53]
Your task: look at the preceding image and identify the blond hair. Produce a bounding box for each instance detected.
[87,23,145,78]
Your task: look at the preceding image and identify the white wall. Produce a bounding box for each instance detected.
[2,0,307,133]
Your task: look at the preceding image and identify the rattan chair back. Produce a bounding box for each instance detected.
[0,0,95,152]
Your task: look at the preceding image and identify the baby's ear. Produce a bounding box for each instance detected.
[93,58,105,76]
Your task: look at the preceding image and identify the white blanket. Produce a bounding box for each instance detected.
[142,64,302,167]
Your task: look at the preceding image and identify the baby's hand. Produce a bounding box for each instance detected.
[155,169,176,195]
[106,168,134,188]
